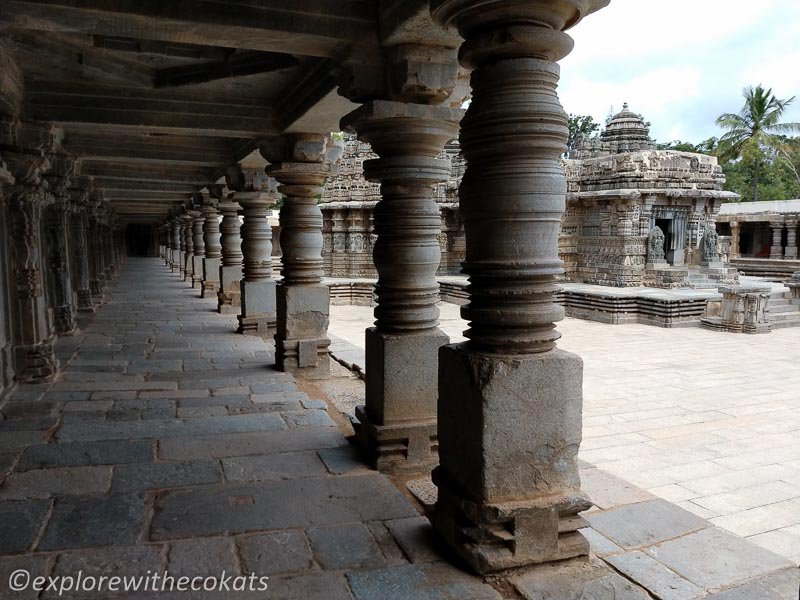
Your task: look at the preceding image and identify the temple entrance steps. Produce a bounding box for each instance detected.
[769,290,800,329]
[731,257,800,280]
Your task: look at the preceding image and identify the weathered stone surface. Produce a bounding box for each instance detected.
[237,530,313,575]
[168,537,238,576]
[308,523,386,569]
[387,517,444,564]
[347,563,503,600]
[0,555,52,600]
[586,499,709,549]
[282,409,335,428]
[0,500,50,553]
[606,551,703,600]
[644,527,794,589]
[57,413,285,442]
[266,573,353,600]
[158,428,344,461]
[151,476,417,540]
[111,460,222,492]
[39,493,147,550]
[317,445,372,476]
[705,569,800,599]
[222,451,327,482]
[0,465,112,500]
[512,558,652,600]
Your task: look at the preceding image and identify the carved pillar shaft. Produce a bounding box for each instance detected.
[8,186,59,382]
[730,222,741,259]
[785,219,797,260]
[341,103,460,472]
[71,208,94,312]
[770,221,784,259]
[88,217,105,298]
[218,201,243,313]
[428,0,607,574]
[191,212,205,289]
[182,214,195,281]
[201,205,222,298]
[236,192,276,336]
[263,134,339,379]
[44,200,77,334]
[170,220,182,270]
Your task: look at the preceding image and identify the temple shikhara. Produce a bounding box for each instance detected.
[0,2,798,598]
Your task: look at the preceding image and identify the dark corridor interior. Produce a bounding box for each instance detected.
[126,224,153,257]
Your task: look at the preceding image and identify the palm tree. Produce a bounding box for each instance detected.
[716,85,800,201]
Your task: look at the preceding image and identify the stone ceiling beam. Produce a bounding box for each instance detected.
[154,51,299,89]
[79,160,215,185]
[0,0,378,58]
[25,86,279,138]
[63,132,237,167]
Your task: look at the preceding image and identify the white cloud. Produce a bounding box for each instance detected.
[558,0,800,142]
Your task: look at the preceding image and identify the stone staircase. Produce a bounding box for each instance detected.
[769,290,800,329]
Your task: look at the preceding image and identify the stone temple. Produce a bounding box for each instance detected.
[322,103,741,290]
[0,2,798,598]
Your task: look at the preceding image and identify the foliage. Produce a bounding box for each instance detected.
[566,113,601,157]
[715,85,800,201]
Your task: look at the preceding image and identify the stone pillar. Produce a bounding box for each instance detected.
[44,196,77,335]
[158,225,166,260]
[428,0,607,574]
[201,204,222,298]
[5,154,60,382]
[784,219,797,260]
[182,213,195,282]
[191,209,206,289]
[88,210,106,300]
[235,187,277,336]
[730,221,741,259]
[217,200,243,314]
[340,103,461,472]
[770,221,784,259]
[70,201,94,313]
[262,134,340,379]
[170,219,182,271]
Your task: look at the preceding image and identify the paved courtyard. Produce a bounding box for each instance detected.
[330,301,800,565]
[0,259,797,600]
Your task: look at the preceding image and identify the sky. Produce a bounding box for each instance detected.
[559,0,800,144]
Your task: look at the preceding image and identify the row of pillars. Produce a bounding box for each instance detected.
[156,0,604,575]
[729,220,800,260]
[1,134,125,385]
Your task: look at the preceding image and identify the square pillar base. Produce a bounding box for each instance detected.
[53,304,78,336]
[276,284,331,380]
[237,280,276,337]
[15,339,60,384]
[432,344,590,574]
[785,247,798,260]
[202,257,221,298]
[77,290,95,313]
[218,265,242,314]
[192,256,204,289]
[356,327,448,474]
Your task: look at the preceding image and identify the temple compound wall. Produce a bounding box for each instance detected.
[322,105,739,289]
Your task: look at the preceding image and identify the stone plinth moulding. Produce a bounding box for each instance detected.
[428,0,609,574]
[702,285,772,334]
[263,133,341,380]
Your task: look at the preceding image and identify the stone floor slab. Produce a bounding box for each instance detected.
[237,530,313,576]
[308,523,386,570]
[605,551,704,600]
[584,499,710,549]
[222,451,327,482]
[111,460,222,492]
[347,563,503,600]
[0,466,112,500]
[0,500,50,554]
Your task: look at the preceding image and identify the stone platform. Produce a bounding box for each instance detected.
[0,259,796,599]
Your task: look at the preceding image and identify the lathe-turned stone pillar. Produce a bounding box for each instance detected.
[88,211,106,300]
[6,155,60,382]
[170,219,182,271]
[201,204,222,298]
[429,0,607,574]
[191,209,206,289]
[262,134,340,379]
[182,213,195,282]
[341,102,461,472]
[770,220,784,259]
[217,200,243,314]
[70,202,94,312]
[784,219,798,260]
[729,221,741,259]
[235,186,277,337]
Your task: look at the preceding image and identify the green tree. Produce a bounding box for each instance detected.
[566,114,600,157]
[716,85,800,201]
